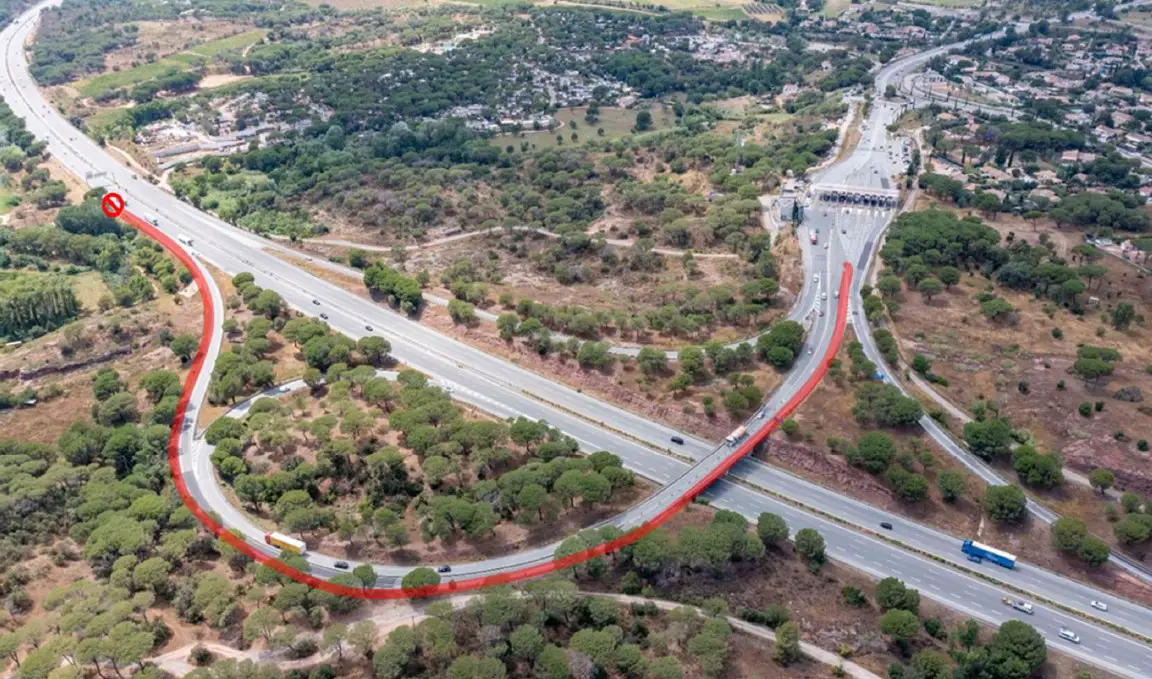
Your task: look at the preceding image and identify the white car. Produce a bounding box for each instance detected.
[1003,597,1033,614]
[1090,600,1108,612]
[813,274,820,284]
[1058,628,1081,644]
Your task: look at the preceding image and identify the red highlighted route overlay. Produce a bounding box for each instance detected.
[124,207,853,599]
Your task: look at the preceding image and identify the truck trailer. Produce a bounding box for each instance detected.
[265,532,307,555]
[961,539,1016,569]
[724,426,748,446]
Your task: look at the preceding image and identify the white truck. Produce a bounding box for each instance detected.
[724,426,748,446]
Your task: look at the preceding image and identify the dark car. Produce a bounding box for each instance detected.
[320,313,329,320]
[437,565,452,573]
[365,325,374,331]
[671,436,685,445]
[880,522,893,530]
[312,299,320,305]
[334,561,350,570]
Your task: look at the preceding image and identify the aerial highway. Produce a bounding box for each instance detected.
[854,30,1152,584]
[3,3,1152,674]
[832,23,1152,590]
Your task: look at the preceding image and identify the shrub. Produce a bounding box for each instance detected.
[1078,402,1092,418]
[1121,493,1143,514]
[841,586,867,607]
[984,485,1027,523]
[190,645,213,666]
[737,604,791,628]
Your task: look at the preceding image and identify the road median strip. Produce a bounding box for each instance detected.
[724,474,1151,646]
[138,201,853,599]
[516,389,696,464]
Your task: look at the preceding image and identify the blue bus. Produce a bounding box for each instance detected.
[962,540,1017,569]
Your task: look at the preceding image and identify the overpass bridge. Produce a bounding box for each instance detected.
[812,183,900,208]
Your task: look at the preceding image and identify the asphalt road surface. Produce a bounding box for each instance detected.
[3,4,1151,674]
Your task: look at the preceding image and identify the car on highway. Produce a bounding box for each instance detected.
[437,565,452,573]
[1091,600,1108,612]
[880,522,893,530]
[1002,597,1034,615]
[821,292,827,300]
[365,325,373,331]
[1058,628,1081,644]
[312,299,320,305]
[320,313,329,320]
[334,561,349,570]
[150,218,159,226]
[813,274,820,283]
[671,436,685,445]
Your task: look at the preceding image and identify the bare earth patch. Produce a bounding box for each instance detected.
[197,74,253,89]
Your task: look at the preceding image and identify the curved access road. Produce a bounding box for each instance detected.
[842,31,1152,584]
[4,5,1152,675]
[181,268,848,591]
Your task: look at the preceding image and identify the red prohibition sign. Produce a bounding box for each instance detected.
[101,192,125,218]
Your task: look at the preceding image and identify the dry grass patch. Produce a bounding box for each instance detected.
[884,215,1152,495]
[104,20,256,73]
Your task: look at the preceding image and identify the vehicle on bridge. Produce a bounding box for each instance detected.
[177,235,193,247]
[265,532,307,555]
[725,426,748,446]
[962,539,1016,569]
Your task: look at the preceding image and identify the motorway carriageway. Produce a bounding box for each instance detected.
[131,206,856,598]
[132,210,1152,677]
[4,5,1152,673]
